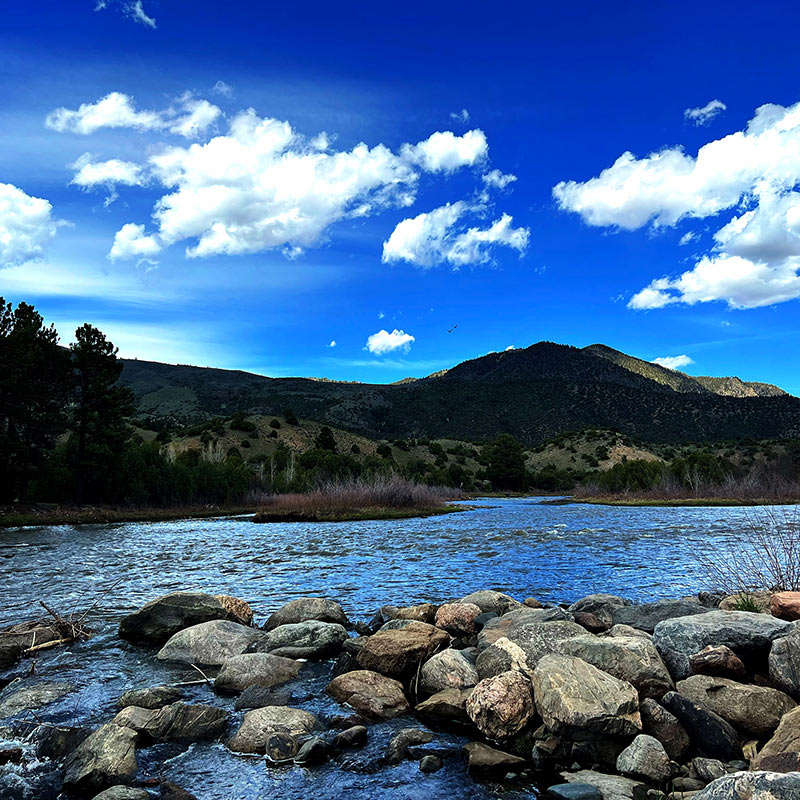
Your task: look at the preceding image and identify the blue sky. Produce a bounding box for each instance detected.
[2,1,799,392]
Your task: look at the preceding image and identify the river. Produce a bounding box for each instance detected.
[0,498,785,799]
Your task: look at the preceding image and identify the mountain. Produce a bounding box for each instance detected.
[120,341,800,444]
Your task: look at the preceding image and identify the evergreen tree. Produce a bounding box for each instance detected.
[69,324,135,503]
[314,425,337,452]
[484,433,527,490]
[0,298,70,502]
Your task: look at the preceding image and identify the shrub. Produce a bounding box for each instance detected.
[269,419,281,429]
[283,408,299,426]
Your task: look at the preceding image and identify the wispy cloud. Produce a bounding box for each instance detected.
[652,354,694,370]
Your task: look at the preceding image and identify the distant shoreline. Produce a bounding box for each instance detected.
[546,496,800,507]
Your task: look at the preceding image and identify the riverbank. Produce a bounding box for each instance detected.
[2,586,799,800]
[252,504,465,523]
[547,495,800,507]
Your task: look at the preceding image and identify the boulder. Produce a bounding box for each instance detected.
[234,686,293,710]
[771,592,800,621]
[63,723,138,793]
[752,706,800,772]
[547,784,603,800]
[264,731,299,762]
[693,771,800,799]
[462,741,526,773]
[93,788,149,800]
[159,782,199,800]
[466,671,535,740]
[478,607,574,649]
[661,691,741,761]
[143,702,228,742]
[156,620,268,666]
[326,670,410,719]
[434,603,482,637]
[0,681,74,718]
[476,636,532,679]
[415,688,472,725]
[719,591,772,613]
[226,706,318,753]
[265,597,349,630]
[608,624,652,640]
[675,675,796,737]
[117,686,183,710]
[639,697,690,761]
[460,590,521,615]
[419,754,443,772]
[378,603,437,624]
[386,727,433,764]
[569,594,631,626]
[119,591,253,642]
[0,620,69,669]
[294,737,332,765]
[215,653,301,692]
[113,706,157,734]
[356,621,449,677]
[333,725,367,749]
[573,612,611,633]
[612,599,711,633]
[769,633,800,697]
[652,611,791,680]
[420,648,478,693]
[33,724,91,760]
[689,645,747,679]
[250,620,348,660]
[556,634,674,698]
[616,734,671,783]
[533,654,641,738]
[691,757,726,783]
[559,770,643,800]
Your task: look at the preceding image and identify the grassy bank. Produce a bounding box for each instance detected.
[0,504,260,528]
[252,476,463,523]
[550,495,800,507]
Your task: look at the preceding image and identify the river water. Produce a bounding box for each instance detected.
[0,498,785,799]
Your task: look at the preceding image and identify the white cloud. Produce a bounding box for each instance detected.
[678,231,697,245]
[401,129,488,172]
[449,109,470,123]
[327,340,336,348]
[0,183,60,267]
[382,201,529,268]
[505,345,515,351]
[377,311,385,319]
[46,92,220,138]
[70,153,145,188]
[482,169,517,189]
[108,222,161,261]
[127,0,156,27]
[555,99,800,309]
[212,80,234,98]
[684,99,726,126]
[365,328,415,355]
[652,354,694,370]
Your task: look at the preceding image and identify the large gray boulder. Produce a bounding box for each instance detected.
[769,632,800,698]
[752,706,800,772]
[415,687,472,725]
[119,591,253,643]
[115,702,228,742]
[265,597,349,631]
[326,669,410,719]
[661,690,741,761]
[653,611,791,680]
[478,607,573,649]
[117,686,183,710]
[215,653,301,692]
[476,636,533,679]
[568,594,630,624]
[556,634,673,698]
[63,723,138,793]
[693,771,800,799]
[156,620,268,666]
[616,734,671,783]
[420,649,478,693]
[0,681,74,718]
[250,620,348,660]
[611,599,710,633]
[559,770,644,800]
[227,706,318,754]
[460,590,521,615]
[676,675,796,737]
[356,621,449,677]
[533,654,641,738]
[466,671,535,740]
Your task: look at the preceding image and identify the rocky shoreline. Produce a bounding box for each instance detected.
[2,588,800,799]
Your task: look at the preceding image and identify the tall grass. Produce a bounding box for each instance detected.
[251,475,461,514]
[696,507,800,593]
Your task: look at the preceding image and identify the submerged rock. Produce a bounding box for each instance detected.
[265,597,349,630]
[386,728,433,764]
[533,654,641,738]
[466,671,535,740]
[326,669,410,719]
[63,723,138,793]
[215,653,301,692]
[0,681,74,718]
[675,674,796,737]
[156,620,268,666]
[251,620,348,660]
[119,591,253,643]
[227,706,318,754]
[117,686,183,710]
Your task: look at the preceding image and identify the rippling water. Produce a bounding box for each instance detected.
[0,498,784,799]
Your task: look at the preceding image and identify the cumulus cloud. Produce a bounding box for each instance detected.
[482,169,517,189]
[684,99,726,126]
[46,92,220,138]
[0,183,60,267]
[401,129,488,172]
[652,354,694,370]
[327,340,336,348]
[554,99,800,309]
[382,201,529,268]
[365,328,415,355]
[70,154,144,188]
[108,222,161,261]
[450,109,470,123]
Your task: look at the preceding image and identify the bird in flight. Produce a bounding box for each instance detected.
[447,324,459,333]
